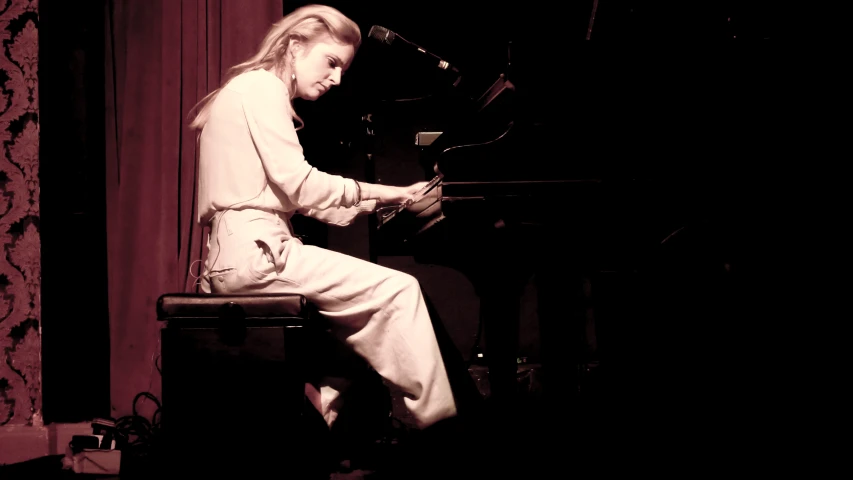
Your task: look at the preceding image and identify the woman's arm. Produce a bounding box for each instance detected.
[296,200,377,227]
[241,73,428,209]
[241,76,360,210]
[358,181,429,204]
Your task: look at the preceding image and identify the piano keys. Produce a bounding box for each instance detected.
[377,176,605,242]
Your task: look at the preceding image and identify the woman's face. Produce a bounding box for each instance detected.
[291,35,354,101]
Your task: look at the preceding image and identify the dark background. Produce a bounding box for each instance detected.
[39,0,819,434]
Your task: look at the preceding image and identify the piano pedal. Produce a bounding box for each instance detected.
[578,360,601,394]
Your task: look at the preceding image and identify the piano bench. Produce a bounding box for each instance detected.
[155,292,329,477]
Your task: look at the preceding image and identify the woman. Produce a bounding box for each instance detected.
[188,4,458,434]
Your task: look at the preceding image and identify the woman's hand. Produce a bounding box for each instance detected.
[359,180,431,205]
[406,181,430,196]
[383,185,416,205]
[364,183,421,205]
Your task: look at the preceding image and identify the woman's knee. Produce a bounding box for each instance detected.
[387,271,421,297]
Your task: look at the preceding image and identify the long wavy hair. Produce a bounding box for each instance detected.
[188,4,361,131]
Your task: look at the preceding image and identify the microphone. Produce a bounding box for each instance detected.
[368,25,460,74]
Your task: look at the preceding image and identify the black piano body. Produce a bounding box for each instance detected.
[364,3,773,468]
[373,69,654,268]
[368,52,746,418]
[371,70,650,419]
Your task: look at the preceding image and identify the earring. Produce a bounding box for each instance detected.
[290,58,296,81]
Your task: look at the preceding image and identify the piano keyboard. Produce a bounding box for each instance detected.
[378,175,442,226]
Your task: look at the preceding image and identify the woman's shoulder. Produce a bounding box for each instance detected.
[225,69,288,97]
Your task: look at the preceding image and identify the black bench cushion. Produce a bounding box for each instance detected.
[157,293,313,321]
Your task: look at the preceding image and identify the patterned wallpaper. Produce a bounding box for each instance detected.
[0,0,41,427]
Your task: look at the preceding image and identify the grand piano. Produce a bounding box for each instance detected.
[360,3,768,469]
[366,35,749,409]
[368,46,648,415]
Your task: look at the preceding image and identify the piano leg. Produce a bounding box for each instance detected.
[415,223,532,413]
[535,254,585,431]
[480,264,527,410]
[457,232,533,476]
[472,226,589,413]
[472,227,590,475]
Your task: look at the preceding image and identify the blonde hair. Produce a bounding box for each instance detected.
[188,4,361,131]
